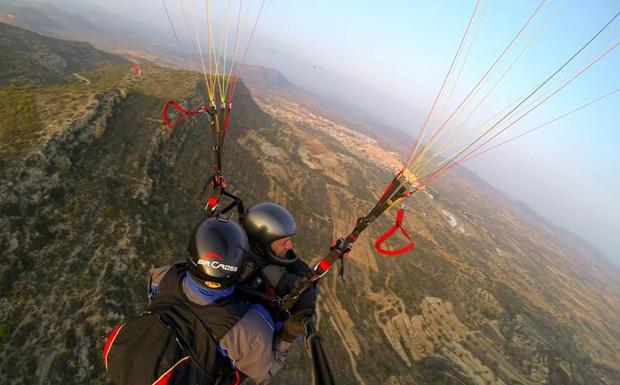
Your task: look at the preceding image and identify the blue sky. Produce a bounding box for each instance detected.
[93,0,619,266]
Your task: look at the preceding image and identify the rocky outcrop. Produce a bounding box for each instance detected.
[1,89,122,214]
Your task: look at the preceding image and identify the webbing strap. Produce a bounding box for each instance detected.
[222,104,232,132]
[374,209,415,256]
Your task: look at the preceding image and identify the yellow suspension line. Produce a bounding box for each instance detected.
[454,0,563,135]
[224,0,244,102]
[214,0,234,104]
[436,0,487,123]
[205,0,218,102]
[405,0,482,169]
[466,86,620,161]
[410,1,556,177]
[410,0,548,173]
[187,0,213,103]
[432,37,620,176]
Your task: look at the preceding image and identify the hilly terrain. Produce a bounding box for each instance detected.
[0,22,127,85]
[0,0,180,66]
[241,65,415,157]
[1,24,620,385]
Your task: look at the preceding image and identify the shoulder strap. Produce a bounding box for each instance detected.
[150,296,249,383]
[150,308,218,382]
[158,263,187,293]
[150,264,224,382]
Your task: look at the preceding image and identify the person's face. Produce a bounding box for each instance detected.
[270,236,293,258]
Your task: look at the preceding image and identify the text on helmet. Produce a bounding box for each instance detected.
[198,252,239,272]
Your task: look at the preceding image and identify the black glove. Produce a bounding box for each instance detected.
[281,308,315,342]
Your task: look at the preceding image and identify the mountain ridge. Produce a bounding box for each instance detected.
[0,0,177,64]
[0,22,127,85]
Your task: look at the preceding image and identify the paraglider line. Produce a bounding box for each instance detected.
[409,0,548,176]
[161,0,191,68]
[465,86,620,161]
[228,0,266,105]
[405,0,482,168]
[421,10,620,184]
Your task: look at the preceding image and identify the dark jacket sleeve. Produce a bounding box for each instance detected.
[260,261,317,313]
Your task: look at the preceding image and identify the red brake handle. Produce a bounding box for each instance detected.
[374,209,415,256]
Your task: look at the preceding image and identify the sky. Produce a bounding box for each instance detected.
[85,0,619,266]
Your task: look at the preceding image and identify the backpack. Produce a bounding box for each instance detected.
[102,264,249,385]
[103,307,231,385]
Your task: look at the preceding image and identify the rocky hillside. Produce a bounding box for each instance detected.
[0,0,187,68]
[1,25,620,385]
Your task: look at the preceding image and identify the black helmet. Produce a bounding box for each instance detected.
[244,202,298,265]
[187,217,248,288]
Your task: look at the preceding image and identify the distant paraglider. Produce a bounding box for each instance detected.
[131,65,142,77]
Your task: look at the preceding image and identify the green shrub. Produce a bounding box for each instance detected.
[103,205,115,218]
[71,201,82,217]
[0,85,41,155]
[58,158,72,176]
[0,322,11,344]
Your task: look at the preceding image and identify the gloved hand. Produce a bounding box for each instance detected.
[280,308,315,342]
